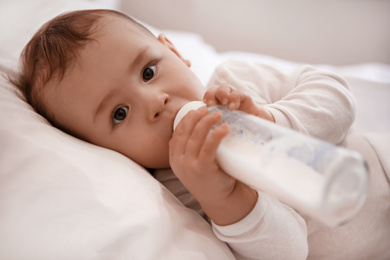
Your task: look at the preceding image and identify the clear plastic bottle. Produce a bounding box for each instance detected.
[173,101,369,227]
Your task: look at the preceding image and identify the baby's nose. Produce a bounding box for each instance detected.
[149,94,169,121]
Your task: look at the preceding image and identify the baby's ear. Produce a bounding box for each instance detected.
[157,34,191,67]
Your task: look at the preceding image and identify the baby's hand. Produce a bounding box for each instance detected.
[204,84,275,122]
[169,107,257,225]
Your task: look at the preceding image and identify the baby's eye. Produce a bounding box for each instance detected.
[142,65,156,81]
[112,106,128,125]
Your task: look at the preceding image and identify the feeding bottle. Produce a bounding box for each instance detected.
[173,101,369,227]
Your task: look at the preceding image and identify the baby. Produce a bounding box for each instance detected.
[13,9,390,260]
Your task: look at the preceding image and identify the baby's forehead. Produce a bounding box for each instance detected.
[97,14,153,38]
[49,16,153,92]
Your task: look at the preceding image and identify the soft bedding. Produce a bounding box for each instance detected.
[0,0,389,259]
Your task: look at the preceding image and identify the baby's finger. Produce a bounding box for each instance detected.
[170,108,208,157]
[203,86,218,106]
[199,122,230,164]
[227,89,246,110]
[214,85,234,106]
[186,111,223,159]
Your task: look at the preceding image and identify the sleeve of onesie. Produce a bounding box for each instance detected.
[206,59,357,144]
[212,192,308,260]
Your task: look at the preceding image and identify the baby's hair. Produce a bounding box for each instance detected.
[11,9,154,132]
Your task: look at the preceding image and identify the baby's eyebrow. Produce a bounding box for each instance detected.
[130,46,150,72]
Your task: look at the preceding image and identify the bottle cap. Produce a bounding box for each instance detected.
[173,101,206,131]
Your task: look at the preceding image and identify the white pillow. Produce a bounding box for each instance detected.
[0,0,234,259]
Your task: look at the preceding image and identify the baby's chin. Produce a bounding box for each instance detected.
[139,151,171,170]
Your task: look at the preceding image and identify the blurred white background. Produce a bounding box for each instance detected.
[117,0,390,65]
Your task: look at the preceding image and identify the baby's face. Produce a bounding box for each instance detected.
[45,16,205,169]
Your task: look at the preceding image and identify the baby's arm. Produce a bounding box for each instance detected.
[169,87,308,259]
[169,107,308,259]
[207,59,357,144]
[169,108,258,225]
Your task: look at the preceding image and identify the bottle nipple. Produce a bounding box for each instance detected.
[173,101,206,130]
